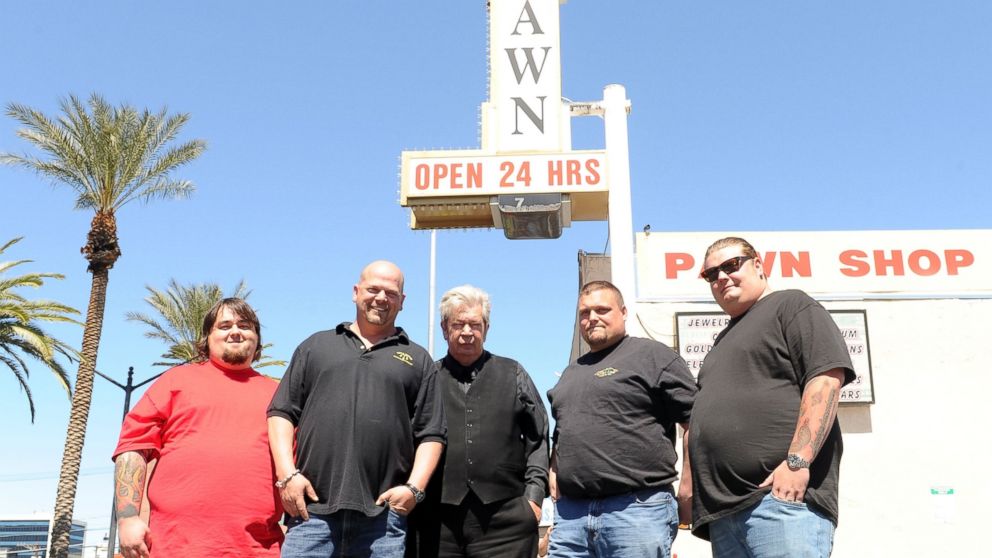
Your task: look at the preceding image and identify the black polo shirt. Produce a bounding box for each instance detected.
[268,323,446,517]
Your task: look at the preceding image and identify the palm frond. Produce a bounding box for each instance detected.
[0,237,80,421]
[3,93,206,214]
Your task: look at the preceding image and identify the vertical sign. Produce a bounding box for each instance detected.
[488,0,563,153]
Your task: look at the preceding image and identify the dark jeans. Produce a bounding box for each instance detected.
[549,487,678,558]
[283,509,407,558]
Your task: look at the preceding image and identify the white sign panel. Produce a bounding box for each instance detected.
[637,230,992,299]
[831,311,874,403]
[675,310,875,404]
[402,150,607,198]
[488,0,563,152]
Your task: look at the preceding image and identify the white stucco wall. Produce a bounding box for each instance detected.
[637,297,991,558]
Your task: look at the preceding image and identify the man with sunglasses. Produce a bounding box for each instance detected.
[547,280,697,557]
[688,237,855,557]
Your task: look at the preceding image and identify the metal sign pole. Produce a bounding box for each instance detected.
[601,84,643,336]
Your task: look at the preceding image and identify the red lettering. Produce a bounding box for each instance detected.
[666,252,695,279]
[907,250,941,276]
[516,161,532,186]
[566,160,581,185]
[432,164,449,190]
[945,249,974,275]
[760,251,777,275]
[586,159,601,185]
[547,160,563,186]
[450,164,463,189]
[414,164,430,190]
[500,161,514,187]
[873,250,905,276]
[839,250,870,277]
[466,163,482,188]
[779,251,812,277]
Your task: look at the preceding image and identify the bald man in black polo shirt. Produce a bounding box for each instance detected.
[268,261,446,557]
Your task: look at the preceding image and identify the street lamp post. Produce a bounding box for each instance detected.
[94,367,164,557]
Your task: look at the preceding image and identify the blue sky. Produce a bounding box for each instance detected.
[1,0,989,547]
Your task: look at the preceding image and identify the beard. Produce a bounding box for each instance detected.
[220,345,253,366]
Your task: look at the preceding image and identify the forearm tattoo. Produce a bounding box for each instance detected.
[811,387,838,455]
[115,451,148,519]
[789,381,840,460]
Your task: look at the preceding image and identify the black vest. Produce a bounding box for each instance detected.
[438,353,528,505]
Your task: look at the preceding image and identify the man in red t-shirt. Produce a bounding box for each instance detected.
[112,298,283,558]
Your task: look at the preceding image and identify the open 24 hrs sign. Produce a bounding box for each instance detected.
[401,150,607,198]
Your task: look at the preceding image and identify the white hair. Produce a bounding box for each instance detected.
[439,284,491,326]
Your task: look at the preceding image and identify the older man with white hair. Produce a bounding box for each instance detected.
[407,285,548,558]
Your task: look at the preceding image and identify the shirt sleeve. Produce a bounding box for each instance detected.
[112,376,170,461]
[782,297,857,388]
[411,358,447,445]
[516,363,550,504]
[656,349,698,426]
[267,342,309,424]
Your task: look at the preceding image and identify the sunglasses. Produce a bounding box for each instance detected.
[699,256,753,283]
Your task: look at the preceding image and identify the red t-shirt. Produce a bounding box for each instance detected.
[113,360,283,557]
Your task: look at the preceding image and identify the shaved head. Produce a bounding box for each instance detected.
[359,260,404,293]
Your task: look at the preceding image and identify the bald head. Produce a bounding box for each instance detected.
[353,260,406,332]
[359,260,404,293]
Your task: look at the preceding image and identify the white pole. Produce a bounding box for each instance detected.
[428,229,437,356]
[602,84,643,336]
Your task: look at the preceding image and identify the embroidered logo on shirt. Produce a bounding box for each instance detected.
[393,351,414,366]
[594,367,619,378]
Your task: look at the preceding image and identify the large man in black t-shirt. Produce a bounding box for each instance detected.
[268,260,446,558]
[689,237,855,558]
[547,281,697,558]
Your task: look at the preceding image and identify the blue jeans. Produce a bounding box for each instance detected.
[549,487,678,558]
[282,509,407,557]
[708,492,835,558]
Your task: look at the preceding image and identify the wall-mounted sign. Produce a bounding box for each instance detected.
[675,309,875,404]
[830,310,875,403]
[637,230,992,299]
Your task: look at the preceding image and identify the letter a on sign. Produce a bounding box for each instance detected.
[487,0,563,152]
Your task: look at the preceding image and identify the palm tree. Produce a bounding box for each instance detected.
[1,94,206,558]
[0,237,80,422]
[126,279,287,368]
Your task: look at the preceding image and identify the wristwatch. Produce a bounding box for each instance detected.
[405,483,426,503]
[786,453,811,471]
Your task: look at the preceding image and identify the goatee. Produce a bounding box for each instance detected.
[221,346,252,366]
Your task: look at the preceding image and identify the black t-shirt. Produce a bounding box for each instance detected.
[267,323,446,517]
[548,335,697,498]
[689,290,855,539]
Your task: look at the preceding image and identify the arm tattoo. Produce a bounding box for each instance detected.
[811,386,839,455]
[115,451,149,519]
[789,419,812,455]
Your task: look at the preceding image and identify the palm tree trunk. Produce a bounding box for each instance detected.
[48,267,110,558]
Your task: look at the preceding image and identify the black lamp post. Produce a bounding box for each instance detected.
[95,366,164,557]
